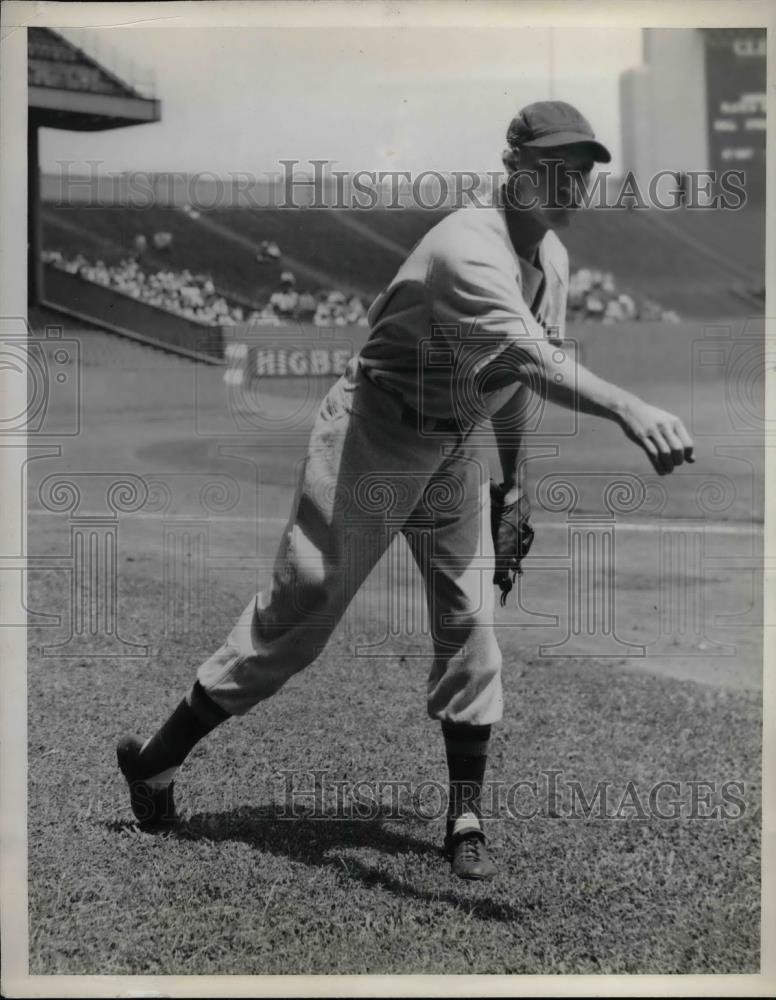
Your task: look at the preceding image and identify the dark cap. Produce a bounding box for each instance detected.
[507,100,611,163]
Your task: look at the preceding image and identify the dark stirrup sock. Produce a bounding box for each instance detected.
[135,681,231,781]
[442,721,492,839]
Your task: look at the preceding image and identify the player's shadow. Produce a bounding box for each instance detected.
[170,804,532,925]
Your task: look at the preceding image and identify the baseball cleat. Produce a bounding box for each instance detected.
[116,735,177,829]
[444,814,498,881]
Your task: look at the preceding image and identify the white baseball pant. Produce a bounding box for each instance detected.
[196,357,504,725]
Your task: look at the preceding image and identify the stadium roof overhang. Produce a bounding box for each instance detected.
[29,88,161,131]
[28,26,161,132]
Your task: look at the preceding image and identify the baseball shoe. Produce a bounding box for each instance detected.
[444,814,498,881]
[117,735,177,830]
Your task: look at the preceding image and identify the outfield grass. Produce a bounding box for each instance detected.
[28,571,761,975]
[25,324,763,975]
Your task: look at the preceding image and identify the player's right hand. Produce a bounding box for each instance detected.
[615,397,695,475]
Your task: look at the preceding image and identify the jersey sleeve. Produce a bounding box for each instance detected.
[427,237,547,377]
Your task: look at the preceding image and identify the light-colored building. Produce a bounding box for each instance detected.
[620,28,765,202]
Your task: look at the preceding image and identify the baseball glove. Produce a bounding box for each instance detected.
[490,481,535,606]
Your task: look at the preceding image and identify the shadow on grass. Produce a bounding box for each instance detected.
[156,804,532,924]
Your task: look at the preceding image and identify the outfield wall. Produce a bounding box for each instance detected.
[222,319,737,387]
[570,320,735,386]
[40,261,744,387]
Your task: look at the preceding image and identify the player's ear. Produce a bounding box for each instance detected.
[502,146,520,174]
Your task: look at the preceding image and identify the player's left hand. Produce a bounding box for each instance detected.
[490,480,535,606]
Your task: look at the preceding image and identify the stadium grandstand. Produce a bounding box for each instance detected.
[30,27,765,370]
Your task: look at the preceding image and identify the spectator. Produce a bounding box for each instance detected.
[313,302,332,327]
[585,294,605,320]
[575,268,592,292]
[269,272,299,317]
[346,295,366,324]
[256,240,282,263]
[133,234,147,259]
[640,299,663,321]
[153,231,173,252]
[249,306,282,326]
[618,293,636,319]
[297,291,317,318]
[603,299,624,323]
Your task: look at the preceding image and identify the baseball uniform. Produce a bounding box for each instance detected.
[195,202,569,725]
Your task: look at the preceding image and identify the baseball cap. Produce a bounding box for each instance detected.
[280,270,296,284]
[507,101,611,163]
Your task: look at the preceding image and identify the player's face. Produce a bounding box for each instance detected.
[510,144,596,229]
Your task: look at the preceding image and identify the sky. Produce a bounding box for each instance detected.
[38,26,644,178]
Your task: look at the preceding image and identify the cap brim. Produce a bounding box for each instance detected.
[522,132,612,163]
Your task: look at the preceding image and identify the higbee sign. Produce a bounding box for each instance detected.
[221,323,370,382]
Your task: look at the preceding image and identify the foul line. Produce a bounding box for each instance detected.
[26,505,761,536]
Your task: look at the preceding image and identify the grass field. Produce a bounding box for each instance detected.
[25,323,763,975]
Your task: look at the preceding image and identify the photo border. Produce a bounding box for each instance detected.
[1,1,773,996]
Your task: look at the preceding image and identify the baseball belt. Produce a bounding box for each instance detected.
[360,365,471,436]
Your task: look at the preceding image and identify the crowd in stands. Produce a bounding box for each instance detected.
[568,268,680,323]
[42,250,248,326]
[245,271,368,327]
[41,250,369,328]
[249,266,674,327]
[42,248,676,329]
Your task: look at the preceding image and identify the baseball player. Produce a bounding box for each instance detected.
[118,101,694,880]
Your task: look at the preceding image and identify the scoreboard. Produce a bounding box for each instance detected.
[703,28,766,204]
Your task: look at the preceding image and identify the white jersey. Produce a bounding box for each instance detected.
[359,204,569,419]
